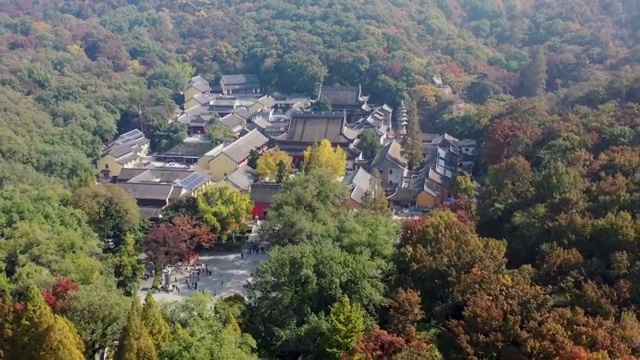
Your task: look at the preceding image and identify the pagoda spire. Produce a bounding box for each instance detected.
[395,100,408,136]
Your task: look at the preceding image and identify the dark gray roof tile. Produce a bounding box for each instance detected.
[221,74,260,86]
[222,130,269,163]
[250,183,281,204]
[320,86,362,105]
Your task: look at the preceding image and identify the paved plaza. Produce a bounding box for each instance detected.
[139,250,268,303]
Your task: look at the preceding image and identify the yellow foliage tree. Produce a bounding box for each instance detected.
[256,146,292,181]
[303,139,347,177]
[66,44,83,56]
[13,285,85,360]
[129,60,146,74]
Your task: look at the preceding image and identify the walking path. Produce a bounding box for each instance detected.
[139,250,268,303]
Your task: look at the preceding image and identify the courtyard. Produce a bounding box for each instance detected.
[139,249,268,303]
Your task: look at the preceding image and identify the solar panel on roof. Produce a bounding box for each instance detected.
[121,129,142,139]
[181,173,206,190]
[121,137,135,145]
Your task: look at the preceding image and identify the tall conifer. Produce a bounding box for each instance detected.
[141,293,170,348]
[115,298,157,360]
[16,285,84,360]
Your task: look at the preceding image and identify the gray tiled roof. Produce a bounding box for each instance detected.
[249,183,281,204]
[128,168,202,184]
[161,142,215,157]
[220,113,246,130]
[257,95,276,109]
[117,168,148,182]
[273,113,358,144]
[371,140,407,169]
[189,75,210,92]
[222,129,269,164]
[110,144,134,159]
[193,93,215,105]
[115,152,139,166]
[234,107,253,120]
[320,86,361,105]
[138,207,164,218]
[226,164,257,191]
[211,98,239,107]
[220,74,260,90]
[118,183,175,201]
[342,167,374,205]
[458,138,477,147]
[252,116,269,130]
[388,187,420,203]
[221,74,260,86]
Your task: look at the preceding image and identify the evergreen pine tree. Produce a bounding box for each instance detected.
[114,233,144,296]
[226,314,242,338]
[401,96,424,169]
[248,149,259,169]
[275,160,288,183]
[303,141,321,172]
[141,292,170,348]
[324,297,366,359]
[522,46,548,96]
[15,284,84,360]
[115,298,157,360]
[42,315,86,360]
[0,296,16,358]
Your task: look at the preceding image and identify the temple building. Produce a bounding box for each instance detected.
[316,85,370,123]
[269,112,361,168]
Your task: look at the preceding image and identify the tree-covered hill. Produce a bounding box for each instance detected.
[0,0,639,358]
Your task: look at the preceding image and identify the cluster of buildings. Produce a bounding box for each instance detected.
[95,73,477,220]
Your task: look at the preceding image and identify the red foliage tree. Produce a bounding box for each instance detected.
[482,118,541,166]
[471,61,519,92]
[144,223,190,268]
[40,277,80,312]
[351,326,406,360]
[445,195,475,224]
[171,215,216,250]
[388,288,425,337]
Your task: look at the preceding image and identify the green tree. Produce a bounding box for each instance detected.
[325,297,366,359]
[276,160,288,183]
[454,174,478,198]
[142,293,170,348]
[303,139,347,177]
[13,284,85,360]
[247,149,259,169]
[147,122,187,153]
[401,96,423,169]
[248,242,384,357]
[70,185,141,248]
[261,169,349,246]
[214,294,248,328]
[196,183,253,238]
[477,156,536,238]
[207,123,235,146]
[521,46,547,96]
[313,98,332,112]
[64,280,129,357]
[115,299,157,360]
[113,234,144,296]
[358,129,382,161]
[159,293,256,360]
[0,186,105,285]
[361,169,390,215]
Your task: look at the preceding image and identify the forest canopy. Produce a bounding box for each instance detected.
[0,0,638,359]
